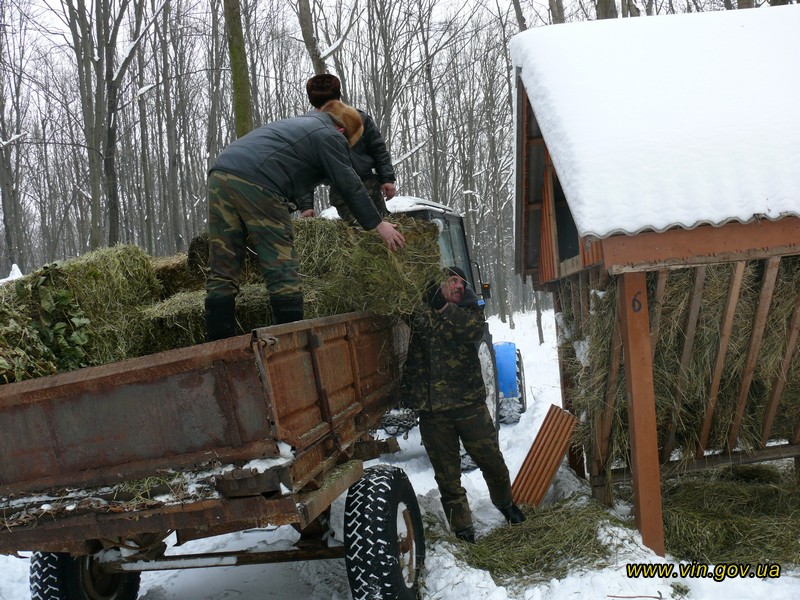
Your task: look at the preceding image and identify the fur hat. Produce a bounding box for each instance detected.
[307,74,341,108]
[320,100,364,147]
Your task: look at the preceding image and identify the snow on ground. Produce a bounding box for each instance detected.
[2,310,799,599]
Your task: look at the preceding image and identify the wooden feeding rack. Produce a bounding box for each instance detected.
[510,8,800,556]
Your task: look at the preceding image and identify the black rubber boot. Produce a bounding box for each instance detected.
[270,294,304,325]
[454,526,476,544]
[205,296,236,341]
[496,501,526,524]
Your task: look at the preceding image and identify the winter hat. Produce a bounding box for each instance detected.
[446,266,468,283]
[307,74,342,108]
[320,100,364,147]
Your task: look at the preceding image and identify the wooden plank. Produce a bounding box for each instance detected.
[605,443,800,484]
[761,287,800,446]
[727,256,781,453]
[661,265,706,462]
[696,262,746,459]
[597,322,622,467]
[618,271,665,556]
[591,320,622,504]
[601,217,800,274]
[650,269,668,360]
[512,404,578,507]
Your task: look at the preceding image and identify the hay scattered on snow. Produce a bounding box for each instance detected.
[457,498,625,585]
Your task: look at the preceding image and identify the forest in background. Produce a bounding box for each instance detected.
[0,0,781,318]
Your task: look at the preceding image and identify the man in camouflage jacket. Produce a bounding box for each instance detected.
[402,267,525,543]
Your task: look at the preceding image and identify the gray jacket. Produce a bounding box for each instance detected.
[210,112,382,230]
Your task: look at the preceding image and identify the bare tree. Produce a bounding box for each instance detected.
[222,0,253,137]
[0,0,29,272]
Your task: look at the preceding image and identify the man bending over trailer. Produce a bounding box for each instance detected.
[204,101,405,340]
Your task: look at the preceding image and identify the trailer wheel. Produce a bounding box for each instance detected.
[345,465,425,600]
[30,552,140,600]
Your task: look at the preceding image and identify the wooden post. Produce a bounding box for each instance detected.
[618,271,665,556]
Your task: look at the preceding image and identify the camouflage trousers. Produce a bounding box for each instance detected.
[330,173,388,225]
[205,170,301,301]
[418,403,513,533]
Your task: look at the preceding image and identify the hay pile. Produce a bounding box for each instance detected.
[456,498,625,585]
[0,216,442,382]
[563,256,800,474]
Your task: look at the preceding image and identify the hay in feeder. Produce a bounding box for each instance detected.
[564,256,800,478]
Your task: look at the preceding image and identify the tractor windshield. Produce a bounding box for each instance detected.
[432,216,474,290]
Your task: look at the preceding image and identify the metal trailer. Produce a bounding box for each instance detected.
[0,311,424,600]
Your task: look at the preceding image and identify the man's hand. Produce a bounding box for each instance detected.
[375,221,405,251]
[425,281,447,311]
[381,182,397,199]
[301,209,316,218]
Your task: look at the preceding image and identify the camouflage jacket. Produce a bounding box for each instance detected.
[401,289,486,413]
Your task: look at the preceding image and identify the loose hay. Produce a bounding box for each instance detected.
[458,498,625,585]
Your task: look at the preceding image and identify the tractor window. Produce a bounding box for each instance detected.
[432,217,474,289]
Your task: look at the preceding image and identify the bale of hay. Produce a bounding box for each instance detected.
[187,216,443,319]
[12,245,161,369]
[2,216,444,376]
[131,284,272,355]
[150,254,204,298]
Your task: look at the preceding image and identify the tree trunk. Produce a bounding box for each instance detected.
[297,0,327,74]
[222,0,253,137]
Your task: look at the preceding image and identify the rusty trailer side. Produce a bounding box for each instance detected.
[0,311,402,556]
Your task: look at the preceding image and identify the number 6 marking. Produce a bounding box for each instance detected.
[632,291,642,313]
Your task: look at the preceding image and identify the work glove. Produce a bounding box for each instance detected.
[425,281,447,311]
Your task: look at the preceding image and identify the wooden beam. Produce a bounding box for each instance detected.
[601,217,800,274]
[727,256,781,454]
[553,291,586,479]
[618,271,665,556]
[761,287,800,446]
[650,269,668,360]
[661,265,706,462]
[602,442,800,484]
[696,262,745,459]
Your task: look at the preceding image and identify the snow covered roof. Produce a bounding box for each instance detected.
[510,6,800,240]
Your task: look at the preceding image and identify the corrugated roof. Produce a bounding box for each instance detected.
[510,7,800,240]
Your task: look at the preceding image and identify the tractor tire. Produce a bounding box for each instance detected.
[345,465,425,600]
[30,552,140,600]
[515,348,528,415]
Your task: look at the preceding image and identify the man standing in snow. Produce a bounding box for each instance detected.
[298,73,397,223]
[401,267,525,543]
[204,100,405,340]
